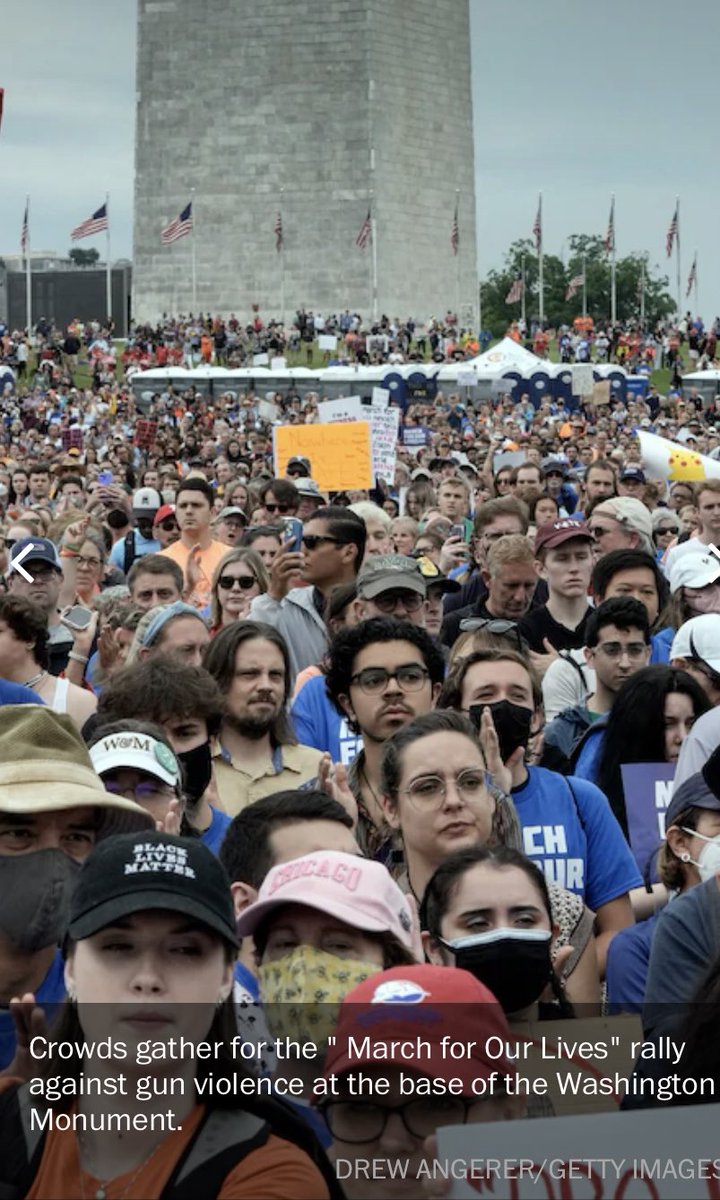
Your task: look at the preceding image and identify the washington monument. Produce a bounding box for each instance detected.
[133,0,477,322]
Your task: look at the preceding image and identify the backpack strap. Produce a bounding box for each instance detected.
[122,530,137,575]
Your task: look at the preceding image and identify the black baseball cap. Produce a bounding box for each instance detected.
[67,832,238,946]
[620,467,646,484]
[9,537,62,572]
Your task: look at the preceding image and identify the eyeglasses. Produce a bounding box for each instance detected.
[158,520,178,533]
[593,641,648,660]
[588,524,616,540]
[217,574,257,591]
[350,664,430,694]
[301,534,344,551]
[458,617,525,651]
[77,555,101,569]
[103,779,176,803]
[372,591,424,615]
[401,768,491,811]
[265,502,293,514]
[321,1097,476,1143]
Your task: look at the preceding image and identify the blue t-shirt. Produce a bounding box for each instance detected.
[291,674,362,766]
[201,807,232,856]
[109,530,161,570]
[0,679,43,705]
[0,949,66,1069]
[606,912,658,1014]
[512,766,642,908]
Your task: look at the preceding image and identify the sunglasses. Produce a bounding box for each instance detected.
[458,617,526,652]
[217,574,257,590]
[301,534,345,551]
[157,520,178,532]
[265,502,292,514]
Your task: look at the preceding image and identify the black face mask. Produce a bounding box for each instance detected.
[177,741,213,806]
[468,700,533,763]
[442,929,553,1014]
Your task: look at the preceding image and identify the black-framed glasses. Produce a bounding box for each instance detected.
[350,664,430,694]
[401,768,491,812]
[321,1097,476,1143]
[372,591,424,615]
[217,574,257,591]
[302,534,344,551]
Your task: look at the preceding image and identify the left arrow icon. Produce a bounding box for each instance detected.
[9,543,36,583]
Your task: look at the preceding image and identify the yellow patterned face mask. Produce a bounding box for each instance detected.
[258,946,382,1049]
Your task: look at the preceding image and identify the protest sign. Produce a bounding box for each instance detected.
[403,426,429,448]
[317,396,364,424]
[493,450,526,472]
[439,1101,720,1199]
[621,762,675,874]
[252,352,269,366]
[456,368,478,387]
[638,429,720,482]
[273,422,372,490]
[134,419,157,449]
[318,334,338,351]
[270,356,287,371]
[257,399,279,424]
[371,386,390,408]
[592,379,611,405]
[571,363,594,396]
[371,404,400,482]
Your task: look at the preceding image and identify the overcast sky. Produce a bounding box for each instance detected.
[2,0,718,316]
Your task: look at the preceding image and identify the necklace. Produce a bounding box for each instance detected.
[77,1131,166,1200]
[24,669,48,689]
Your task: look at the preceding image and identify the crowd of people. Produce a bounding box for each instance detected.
[1,308,720,1196]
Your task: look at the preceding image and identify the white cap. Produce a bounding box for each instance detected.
[132,487,162,515]
[90,732,180,787]
[671,614,720,675]
[669,551,720,594]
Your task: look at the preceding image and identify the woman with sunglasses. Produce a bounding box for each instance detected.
[210,547,268,633]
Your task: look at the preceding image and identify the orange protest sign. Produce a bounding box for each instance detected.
[273,422,373,491]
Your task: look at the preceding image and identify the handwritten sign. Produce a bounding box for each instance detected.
[571,364,594,396]
[371,386,390,409]
[318,334,338,351]
[621,762,675,874]
[371,405,400,482]
[456,368,478,387]
[252,352,269,367]
[317,397,364,424]
[258,399,279,423]
[592,379,611,405]
[273,423,372,491]
[440,1101,720,1198]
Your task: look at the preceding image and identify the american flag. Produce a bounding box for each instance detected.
[505,272,523,304]
[451,201,459,255]
[21,198,28,254]
[0,88,4,134]
[604,197,615,256]
[356,208,371,250]
[565,273,584,301]
[687,254,697,297]
[161,202,193,245]
[274,210,283,252]
[533,199,542,251]
[71,203,108,241]
[666,204,678,257]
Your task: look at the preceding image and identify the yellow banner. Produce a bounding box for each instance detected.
[273,422,373,491]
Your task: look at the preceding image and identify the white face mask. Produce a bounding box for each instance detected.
[681,828,720,883]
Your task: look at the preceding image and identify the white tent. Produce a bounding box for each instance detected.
[464,336,550,376]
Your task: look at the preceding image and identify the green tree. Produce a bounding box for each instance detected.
[68,248,100,267]
[480,235,675,337]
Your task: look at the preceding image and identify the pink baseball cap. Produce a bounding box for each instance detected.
[323,964,513,1091]
[235,850,417,952]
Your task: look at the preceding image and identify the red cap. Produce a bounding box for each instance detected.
[322,965,513,1093]
[153,504,176,526]
[534,517,592,554]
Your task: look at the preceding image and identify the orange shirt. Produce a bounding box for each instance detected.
[159,538,228,610]
[26,1104,329,1199]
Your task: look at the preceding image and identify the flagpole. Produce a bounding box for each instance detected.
[521,255,526,327]
[105,193,112,329]
[370,192,378,322]
[640,260,646,328]
[675,195,681,318]
[455,189,460,325]
[279,187,285,328]
[610,194,616,325]
[191,187,197,312]
[582,254,587,318]
[25,196,32,338]
[694,251,698,314]
[537,193,544,327]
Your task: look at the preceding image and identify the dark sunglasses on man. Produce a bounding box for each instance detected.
[458,617,527,654]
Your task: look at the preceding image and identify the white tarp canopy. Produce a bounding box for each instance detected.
[464,336,550,376]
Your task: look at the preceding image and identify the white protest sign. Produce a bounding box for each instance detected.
[371,386,390,409]
[257,399,279,423]
[317,396,364,424]
[371,404,400,481]
[571,363,594,396]
[456,368,478,387]
[439,1103,720,1198]
[270,356,287,371]
[252,352,269,367]
[318,334,338,351]
[493,450,527,472]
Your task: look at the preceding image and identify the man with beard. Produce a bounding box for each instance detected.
[204,620,320,816]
